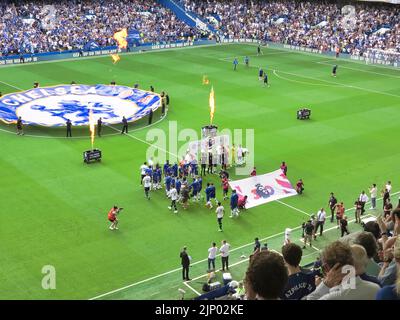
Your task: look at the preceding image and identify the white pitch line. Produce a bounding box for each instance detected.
[215,53,400,98]
[105,123,179,159]
[190,257,250,282]
[273,69,339,88]
[276,199,311,217]
[316,61,400,79]
[0,80,24,91]
[183,281,202,296]
[272,69,400,99]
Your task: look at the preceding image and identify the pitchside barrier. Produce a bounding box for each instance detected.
[2,38,399,68]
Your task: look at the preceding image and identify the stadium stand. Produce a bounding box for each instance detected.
[1,0,399,56]
[181,0,400,55]
[0,0,208,55]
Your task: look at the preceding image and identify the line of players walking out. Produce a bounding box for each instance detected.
[140,157,248,223]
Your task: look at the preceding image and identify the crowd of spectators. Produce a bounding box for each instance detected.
[182,0,400,56]
[0,0,208,56]
[1,0,398,57]
[195,191,400,300]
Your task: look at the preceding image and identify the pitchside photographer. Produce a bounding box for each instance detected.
[107,206,123,231]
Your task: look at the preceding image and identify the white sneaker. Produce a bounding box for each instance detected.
[109,226,114,230]
[174,210,178,213]
[168,206,172,210]
[229,215,233,218]
[114,227,119,230]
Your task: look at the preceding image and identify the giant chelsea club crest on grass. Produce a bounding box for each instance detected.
[0,84,161,126]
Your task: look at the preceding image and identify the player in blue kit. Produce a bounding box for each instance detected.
[258,67,264,81]
[230,190,239,217]
[208,183,217,208]
[197,176,203,201]
[190,178,200,202]
[175,178,182,196]
[233,58,238,71]
[163,160,170,176]
[155,165,162,189]
[263,72,270,87]
[172,163,178,177]
[152,167,159,190]
[165,174,172,197]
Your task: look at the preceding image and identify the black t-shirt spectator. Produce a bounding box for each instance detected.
[305,222,314,235]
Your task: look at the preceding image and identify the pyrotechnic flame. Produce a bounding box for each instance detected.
[209,86,215,124]
[113,28,128,49]
[111,54,121,64]
[89,109,95,150]
[110,28,128,64]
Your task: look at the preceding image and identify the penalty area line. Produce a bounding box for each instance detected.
[105,121,178,159]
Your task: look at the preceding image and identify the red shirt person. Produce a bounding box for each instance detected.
[238,195,248,209]
[296,179,304,194]
[108,206,121,230]
[222,177,230,200]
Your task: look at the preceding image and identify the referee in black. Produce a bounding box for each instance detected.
[180,246,190,281]
[121,116,128,134]
[66,119,72,137]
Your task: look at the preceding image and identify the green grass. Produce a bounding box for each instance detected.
[0,44,399,300]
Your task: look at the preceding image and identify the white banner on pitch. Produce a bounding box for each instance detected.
[228,169,297,209]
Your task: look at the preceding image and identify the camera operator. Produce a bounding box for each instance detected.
[108,205,123,231]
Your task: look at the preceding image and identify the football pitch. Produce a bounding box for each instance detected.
[0,43,399,300]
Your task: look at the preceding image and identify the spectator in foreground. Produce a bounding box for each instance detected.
[376,237,400,300]
[353,231,381,277]
[281,243,315,300]
[351,244,381,287]
[244,251,288,300]
[306,241,380,300]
